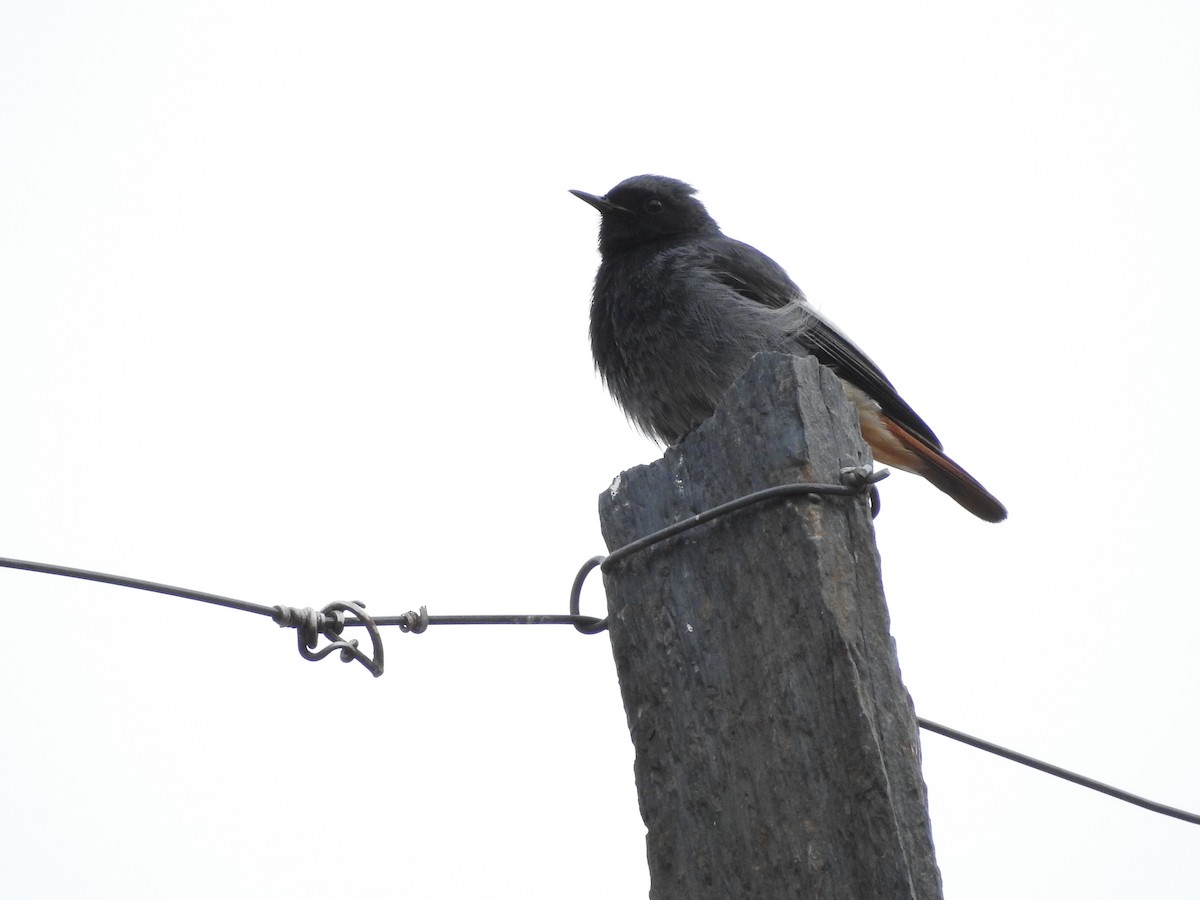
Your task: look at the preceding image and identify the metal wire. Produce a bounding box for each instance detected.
[917,718,1200,826]
[0,556,278,617]
[379,611,606,629]
[372,469,886,638]
[0,557,386,676]
[569,556,608,634]
[4,468,1196,827]
[0,470,880,671]
[603,468,886,569]
[273,600,385,678]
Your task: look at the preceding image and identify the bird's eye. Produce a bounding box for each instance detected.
[644,197,664,214]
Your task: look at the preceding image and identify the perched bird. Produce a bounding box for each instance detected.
[571,175,1007,522]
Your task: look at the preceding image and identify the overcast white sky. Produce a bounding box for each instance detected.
[2,2,1198,898]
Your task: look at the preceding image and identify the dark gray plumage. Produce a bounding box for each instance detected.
[572,174,1006,522]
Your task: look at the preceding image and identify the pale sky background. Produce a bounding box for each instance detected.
[2,2,1198,898]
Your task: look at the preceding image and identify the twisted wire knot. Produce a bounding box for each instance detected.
[397,606,429,634]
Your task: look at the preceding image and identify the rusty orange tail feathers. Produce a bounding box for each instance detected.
[870,415,1008,523]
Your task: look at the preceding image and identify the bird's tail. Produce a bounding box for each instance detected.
[872,415,1008,523]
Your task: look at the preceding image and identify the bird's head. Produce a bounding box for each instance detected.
[571,175,719,255]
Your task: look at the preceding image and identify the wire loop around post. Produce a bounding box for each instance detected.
[840,465,884,518]
[569,556,608,634]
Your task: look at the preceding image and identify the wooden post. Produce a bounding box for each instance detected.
[599,353,943,900]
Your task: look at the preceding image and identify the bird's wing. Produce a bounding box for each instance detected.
[698,237,799,309]
[700,237,943,449]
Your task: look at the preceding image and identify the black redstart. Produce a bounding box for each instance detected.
[572,174,1006,522]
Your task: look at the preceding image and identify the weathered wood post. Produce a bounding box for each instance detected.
[599,352,942,900]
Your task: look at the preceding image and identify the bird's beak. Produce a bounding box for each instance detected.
[570,189,628,214]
